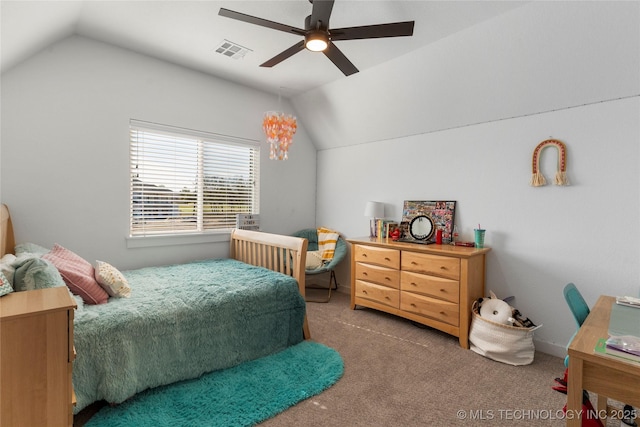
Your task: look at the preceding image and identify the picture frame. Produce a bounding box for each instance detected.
[401,200,456,244]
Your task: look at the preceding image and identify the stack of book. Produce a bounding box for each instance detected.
[372,219,398,238]
[594,337,640,364]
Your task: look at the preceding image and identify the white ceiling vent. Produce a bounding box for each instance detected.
[215,40,252,59]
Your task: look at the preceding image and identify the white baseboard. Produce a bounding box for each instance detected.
[533,339,566,359]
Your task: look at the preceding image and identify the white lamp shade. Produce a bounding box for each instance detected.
[364,201,385,218]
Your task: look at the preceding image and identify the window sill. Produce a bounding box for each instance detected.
[126,231,231,248]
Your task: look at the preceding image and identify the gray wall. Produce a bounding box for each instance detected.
[1,35,317,270]
[295,1,640,357]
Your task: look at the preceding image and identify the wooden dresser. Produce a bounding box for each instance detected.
[348,237,490,348]
[1,287,77,427]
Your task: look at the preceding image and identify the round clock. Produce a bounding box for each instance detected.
[409,215,435,241]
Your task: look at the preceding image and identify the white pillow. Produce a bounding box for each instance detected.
[94,260,131,298]
[305,250,325,270]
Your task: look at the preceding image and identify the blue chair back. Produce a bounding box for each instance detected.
[563,283,591,368]
[563,283,590,329]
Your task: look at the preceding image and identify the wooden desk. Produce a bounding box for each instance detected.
[567,295,640,426]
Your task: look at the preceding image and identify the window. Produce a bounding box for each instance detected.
[129,120,260,237]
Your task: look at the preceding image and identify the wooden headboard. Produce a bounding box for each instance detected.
[1,204,15,258]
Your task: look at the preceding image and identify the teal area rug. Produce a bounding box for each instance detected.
[85,341,343,427]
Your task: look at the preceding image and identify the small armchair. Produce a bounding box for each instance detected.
[292,228,347,303]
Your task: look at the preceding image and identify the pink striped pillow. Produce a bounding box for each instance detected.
[43,244,108,305]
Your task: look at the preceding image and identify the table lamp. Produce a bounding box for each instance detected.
[364,201,385,237]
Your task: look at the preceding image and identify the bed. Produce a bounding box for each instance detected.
[0,204,310,414]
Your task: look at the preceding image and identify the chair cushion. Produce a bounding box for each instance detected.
[305,250,325,270]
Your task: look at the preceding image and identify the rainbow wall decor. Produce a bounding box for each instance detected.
[530,139,569,187]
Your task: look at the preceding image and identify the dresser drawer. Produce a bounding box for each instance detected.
[401,271,459,303]
[401,251,460,280]
[354,245,400,269]
[356,263,400,289]
[355,280,399,308]
[400,292,459,326]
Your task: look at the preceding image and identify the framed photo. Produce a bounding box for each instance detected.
[401,200,456,244]
[398,221,410,239]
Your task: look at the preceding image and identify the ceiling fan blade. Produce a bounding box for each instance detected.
[219,8,305,36]
[260,40,306,68]
[309,0,335,29]
[323,43,358,76]
[330,21,415,41]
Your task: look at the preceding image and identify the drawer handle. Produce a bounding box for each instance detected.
[385,277,391,281]
[440,266,447,270]
[440,311,447,315]
[384,257,391,261]
[440,288,446,293]
[362,290,368,294]
[362,272,368,276]
[385,296,390,300]
[410,303,417,307]
[411,261,418,265]
[411,282,417,286]
[362,254,368,257]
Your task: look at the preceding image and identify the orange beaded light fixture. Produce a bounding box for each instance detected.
[262,111,297,160]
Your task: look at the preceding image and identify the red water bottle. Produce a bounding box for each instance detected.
[435,229,443,244]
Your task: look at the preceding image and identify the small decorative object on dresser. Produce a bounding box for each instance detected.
[364,201,385,238]
[349,237,490,349]
[400,200,456,244]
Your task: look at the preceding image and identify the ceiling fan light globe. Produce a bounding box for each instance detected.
[306,39,328,51]
[305,31,329,52]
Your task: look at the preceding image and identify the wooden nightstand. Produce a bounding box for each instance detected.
[1,287,77,426]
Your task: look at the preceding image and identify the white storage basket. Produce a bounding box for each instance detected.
[469,300,541,366]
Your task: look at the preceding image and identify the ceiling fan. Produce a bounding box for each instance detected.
[218,0,415,76]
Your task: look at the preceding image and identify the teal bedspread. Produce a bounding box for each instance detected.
[73,259,306,414]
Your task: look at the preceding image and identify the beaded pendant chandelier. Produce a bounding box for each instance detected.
[262,111,297,160]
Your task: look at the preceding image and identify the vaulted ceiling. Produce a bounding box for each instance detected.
[1,1,525,97]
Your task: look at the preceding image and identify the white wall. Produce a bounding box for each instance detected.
[318,97,639,357]
[293,1,639,151]
[0,35,317,270]
[309,1,640,357]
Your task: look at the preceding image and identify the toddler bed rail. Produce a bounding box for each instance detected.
[230,228,309,339]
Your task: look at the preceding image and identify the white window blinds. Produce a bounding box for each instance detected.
[129,120,260,237]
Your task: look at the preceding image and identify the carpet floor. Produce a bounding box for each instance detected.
[77,290,631,427]
[83,341,343,427]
